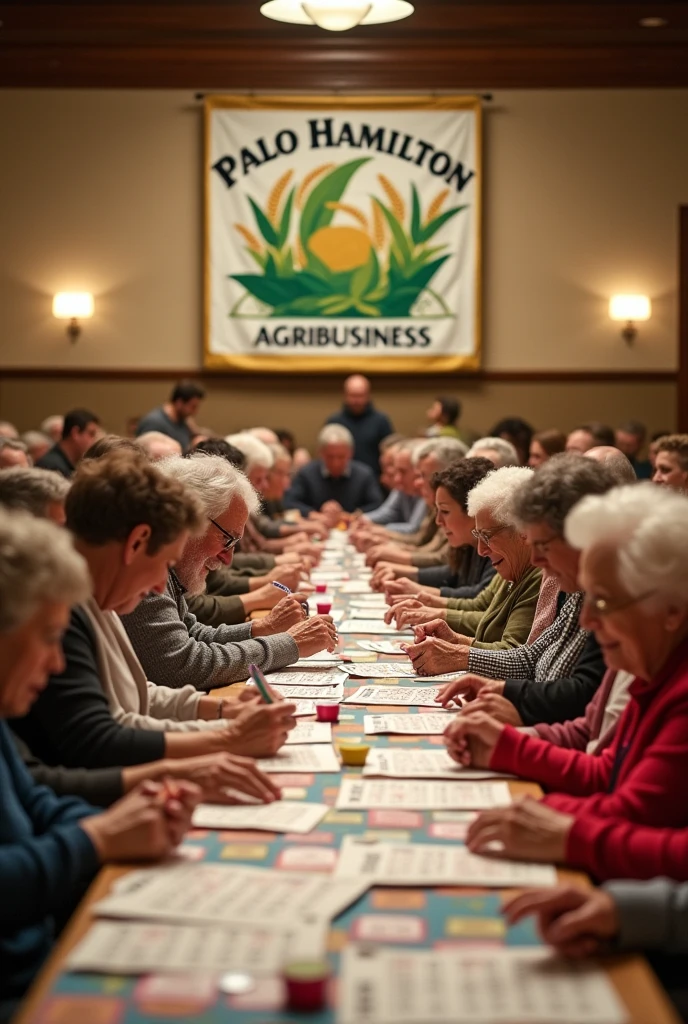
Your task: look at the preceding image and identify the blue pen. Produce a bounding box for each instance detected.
[248,663,274,704]
[272,580,309,617]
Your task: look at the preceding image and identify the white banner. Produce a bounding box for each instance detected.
[204,97,481,373]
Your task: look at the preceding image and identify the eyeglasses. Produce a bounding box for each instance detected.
[583,590,656,616]
[209,518,240,553]
[530,533,560,555]
[471,524,509,548]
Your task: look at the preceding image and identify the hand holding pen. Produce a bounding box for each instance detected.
[272,580,310,617]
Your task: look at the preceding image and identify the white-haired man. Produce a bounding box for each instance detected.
[122,454,337,690]
[466,436,519,468]
[285,424,383,522]
[0,467,69,524]
[137,431,183,461]
[0,438,31,470]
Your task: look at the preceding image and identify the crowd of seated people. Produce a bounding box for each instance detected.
[2,376,688,1020]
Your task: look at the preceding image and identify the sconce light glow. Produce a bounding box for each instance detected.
[53,293,94,343]
[609,295,651,322]
[52,293,94,320]
[260,0,414,31]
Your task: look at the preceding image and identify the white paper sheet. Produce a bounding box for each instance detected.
[68,920,311,976]
[348,608,388,620]
[357,640,407,655]
[364,714,456,735]
[336,777,512,811]
[298,652,343,664]
[343,685,452,707]
[337,945,627,1024]
[266,670,347,688]
[191,800,329,833]
[293,699,316,716]
[257,744,341,774]
[340,581,375,594]
[349,594,387,607]
[95,862,368,928]
[362,748,513,781]
[267,680,344,701]
[339,619,412,635]
[343,662,462,682]
[334,835,556,888]
[286,721,332,744]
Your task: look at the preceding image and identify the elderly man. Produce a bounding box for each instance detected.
[136,380,205,453]
[652,434,688,492]
[0,467,69,524]
[41,414,64,442]
[36,408,101,478]
[285,424,382,520]
[123,453,337,690]
[137,431,183,461]
[584,446,637,484]
[466,436,519,467]
[359,440,428,535]
[20,431,52,463]
[0,421,18,439]
[325,374,393,477]
[0,438,31,469]
[615,419,651,479]
[360,437,467,571]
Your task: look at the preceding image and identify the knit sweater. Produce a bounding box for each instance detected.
[0,722,99,1003]
[121,574,299,691]
[445,566,541,651]
[467,592,606,725]
[489,636,688,836]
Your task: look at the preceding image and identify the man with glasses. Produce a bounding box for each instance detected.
[122,453,338,691]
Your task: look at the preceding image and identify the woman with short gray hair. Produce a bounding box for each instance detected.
[0,467,70,523]
[0,509,200,1012]
[435,455,613,727]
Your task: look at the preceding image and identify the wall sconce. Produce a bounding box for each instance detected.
[609,294,651,344]
[52,292,94,343]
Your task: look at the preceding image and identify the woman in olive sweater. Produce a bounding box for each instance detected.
[396,466,541,675]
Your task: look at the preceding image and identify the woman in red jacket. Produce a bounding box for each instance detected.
[444,483,688,879]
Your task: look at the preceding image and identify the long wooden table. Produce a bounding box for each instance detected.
[12,567,682,1023]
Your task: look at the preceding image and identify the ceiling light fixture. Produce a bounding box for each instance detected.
[639,16,668,27]
[260,0,414,32]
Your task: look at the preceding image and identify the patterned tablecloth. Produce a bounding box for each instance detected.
[26,546,546,1024]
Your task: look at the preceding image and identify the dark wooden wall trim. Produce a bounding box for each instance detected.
[0,368,677,384]
[679,207,688,433]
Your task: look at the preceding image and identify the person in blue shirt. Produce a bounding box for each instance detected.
[285,424,382,521]
[0,509,199,1021]
[325,374,393,477]
[136,380,206,453]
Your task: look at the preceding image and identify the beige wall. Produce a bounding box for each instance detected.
[0,88,685,443]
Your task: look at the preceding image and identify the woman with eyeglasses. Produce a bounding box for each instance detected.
[443,483,688,875]
[391,466,542,675]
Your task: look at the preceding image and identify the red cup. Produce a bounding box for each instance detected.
[315,583,328,593]
[316,702,340,723]
[316,600,332,615]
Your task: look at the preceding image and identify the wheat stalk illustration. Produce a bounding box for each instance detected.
[426,188,450,224]
[266,170,294,225]
[371,200,387,250]
[295,163,336,210]
[377,174,405,222]
[234,224,263,253]
[325,202,369,230]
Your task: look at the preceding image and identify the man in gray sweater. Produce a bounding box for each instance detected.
[122,453,337,690]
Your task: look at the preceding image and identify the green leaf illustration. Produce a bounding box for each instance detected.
[248,197,279,247]
[420,205,467,244]
[374,199,413,266]
[277,188,295,249]
[410,185,423,246]
[231,274,295,307]
[350,249,380,301]
[300,158,371,249]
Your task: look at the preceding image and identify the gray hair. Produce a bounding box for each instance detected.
[268,443,291,464]
[0,438,29,456]
[0,468,70,517]
[585,446,638,486]
[225,433,274,470]
[137,432,183,460]
[41,415,64,436]
[159,453,260,519]
[21,430,51,449]
[467,466,534,525]
[414,437,468,468]
[565,483,688,605]
[467,436,520,468]
[511,453,617,535]
[246,427,279,445]
[0,421,19,439]
[0,508,90,631]
[318,424,354,449]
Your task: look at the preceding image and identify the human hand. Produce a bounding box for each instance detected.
[412,619,458,644]
[467,795,574,863]
[392,602,443,630]
[384,598,422,625]
[251,594,310,636]
[435,673,504,707]
[402,637,469,675]
[266,564,308,591]
[471,692,523,726]
[366,544,407,567]
[288,614,338,656]
[80,780,201,862]
[443,710,504,767]
[384,578,423,598]
[371,565,398,590]
[226,701,297,757]
[503,885,618,958]
[166,752,281,804]
[236,680,284,706]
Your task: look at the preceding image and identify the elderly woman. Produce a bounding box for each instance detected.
[433,455,611,726]
[14,453,302,774]
[394,467,542,674]
[445,483,688,873]
[0,510,199,1015]
[0,466,70,524]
